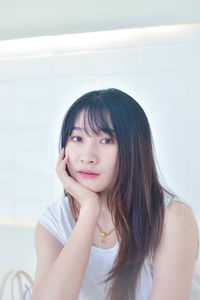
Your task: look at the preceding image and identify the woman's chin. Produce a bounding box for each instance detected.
[80,182,102,193]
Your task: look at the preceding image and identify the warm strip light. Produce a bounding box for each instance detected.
[0,219,37,227]
[0,23,196,60]
[0,28,139,59]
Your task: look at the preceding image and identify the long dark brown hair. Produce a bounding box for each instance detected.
[59,88,176,300]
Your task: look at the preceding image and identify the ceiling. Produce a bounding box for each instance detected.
[1,0,200,41]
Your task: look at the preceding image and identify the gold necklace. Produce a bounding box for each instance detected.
[96,223,116,243]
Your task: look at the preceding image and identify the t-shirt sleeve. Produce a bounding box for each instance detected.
[37,198,66,246]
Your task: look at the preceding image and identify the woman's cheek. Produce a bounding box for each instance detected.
[66,156,75,175]
[64,147,72,175]
[64,146,73,162]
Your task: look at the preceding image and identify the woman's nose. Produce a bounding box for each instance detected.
[80,155,97,164]
[80,158,95,164]
[80,147,98,164]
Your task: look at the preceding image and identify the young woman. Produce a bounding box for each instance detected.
[32,88,199,300]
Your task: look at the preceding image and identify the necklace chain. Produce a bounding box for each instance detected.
[96,223,116,243]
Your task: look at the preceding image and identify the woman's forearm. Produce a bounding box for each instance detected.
[33,203,100,300]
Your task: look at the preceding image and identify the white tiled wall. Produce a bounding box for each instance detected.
[0,23,199,297]
[0,224,35,298]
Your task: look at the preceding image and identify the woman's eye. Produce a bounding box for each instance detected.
[101,138,113,144]
[71,136,81,142]
[70,136,113,144]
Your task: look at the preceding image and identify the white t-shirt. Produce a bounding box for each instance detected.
[38,193,199,300]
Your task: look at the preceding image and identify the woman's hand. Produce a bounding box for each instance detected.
[55,148,101,212]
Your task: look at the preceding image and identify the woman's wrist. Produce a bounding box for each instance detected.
[80,199,101,219]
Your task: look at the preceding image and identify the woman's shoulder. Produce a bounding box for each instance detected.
[40,192,70,215]
[37,193,73,245]
[164,191,196,216]
[164,196,197,224]
[150,197,199,299]
[163,197,199,261]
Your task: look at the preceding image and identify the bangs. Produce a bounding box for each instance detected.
[70,105,116,139]
[60,89,121,150]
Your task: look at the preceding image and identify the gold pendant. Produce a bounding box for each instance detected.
[101,232,106,244]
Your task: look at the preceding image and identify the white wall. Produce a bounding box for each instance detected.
[0,23,199,297]
[1,0,200,40]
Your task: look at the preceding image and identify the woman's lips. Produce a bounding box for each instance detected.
[77,171,99,179]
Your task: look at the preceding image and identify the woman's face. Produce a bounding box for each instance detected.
[64,111,118,195]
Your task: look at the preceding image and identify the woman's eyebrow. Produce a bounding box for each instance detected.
[72,126,83,131]
[71,126,116,136]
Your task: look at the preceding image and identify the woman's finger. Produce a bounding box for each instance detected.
[60,156,69,172]
[57,156,71,187]
[56,148,64,165]
[56,148,65,169]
